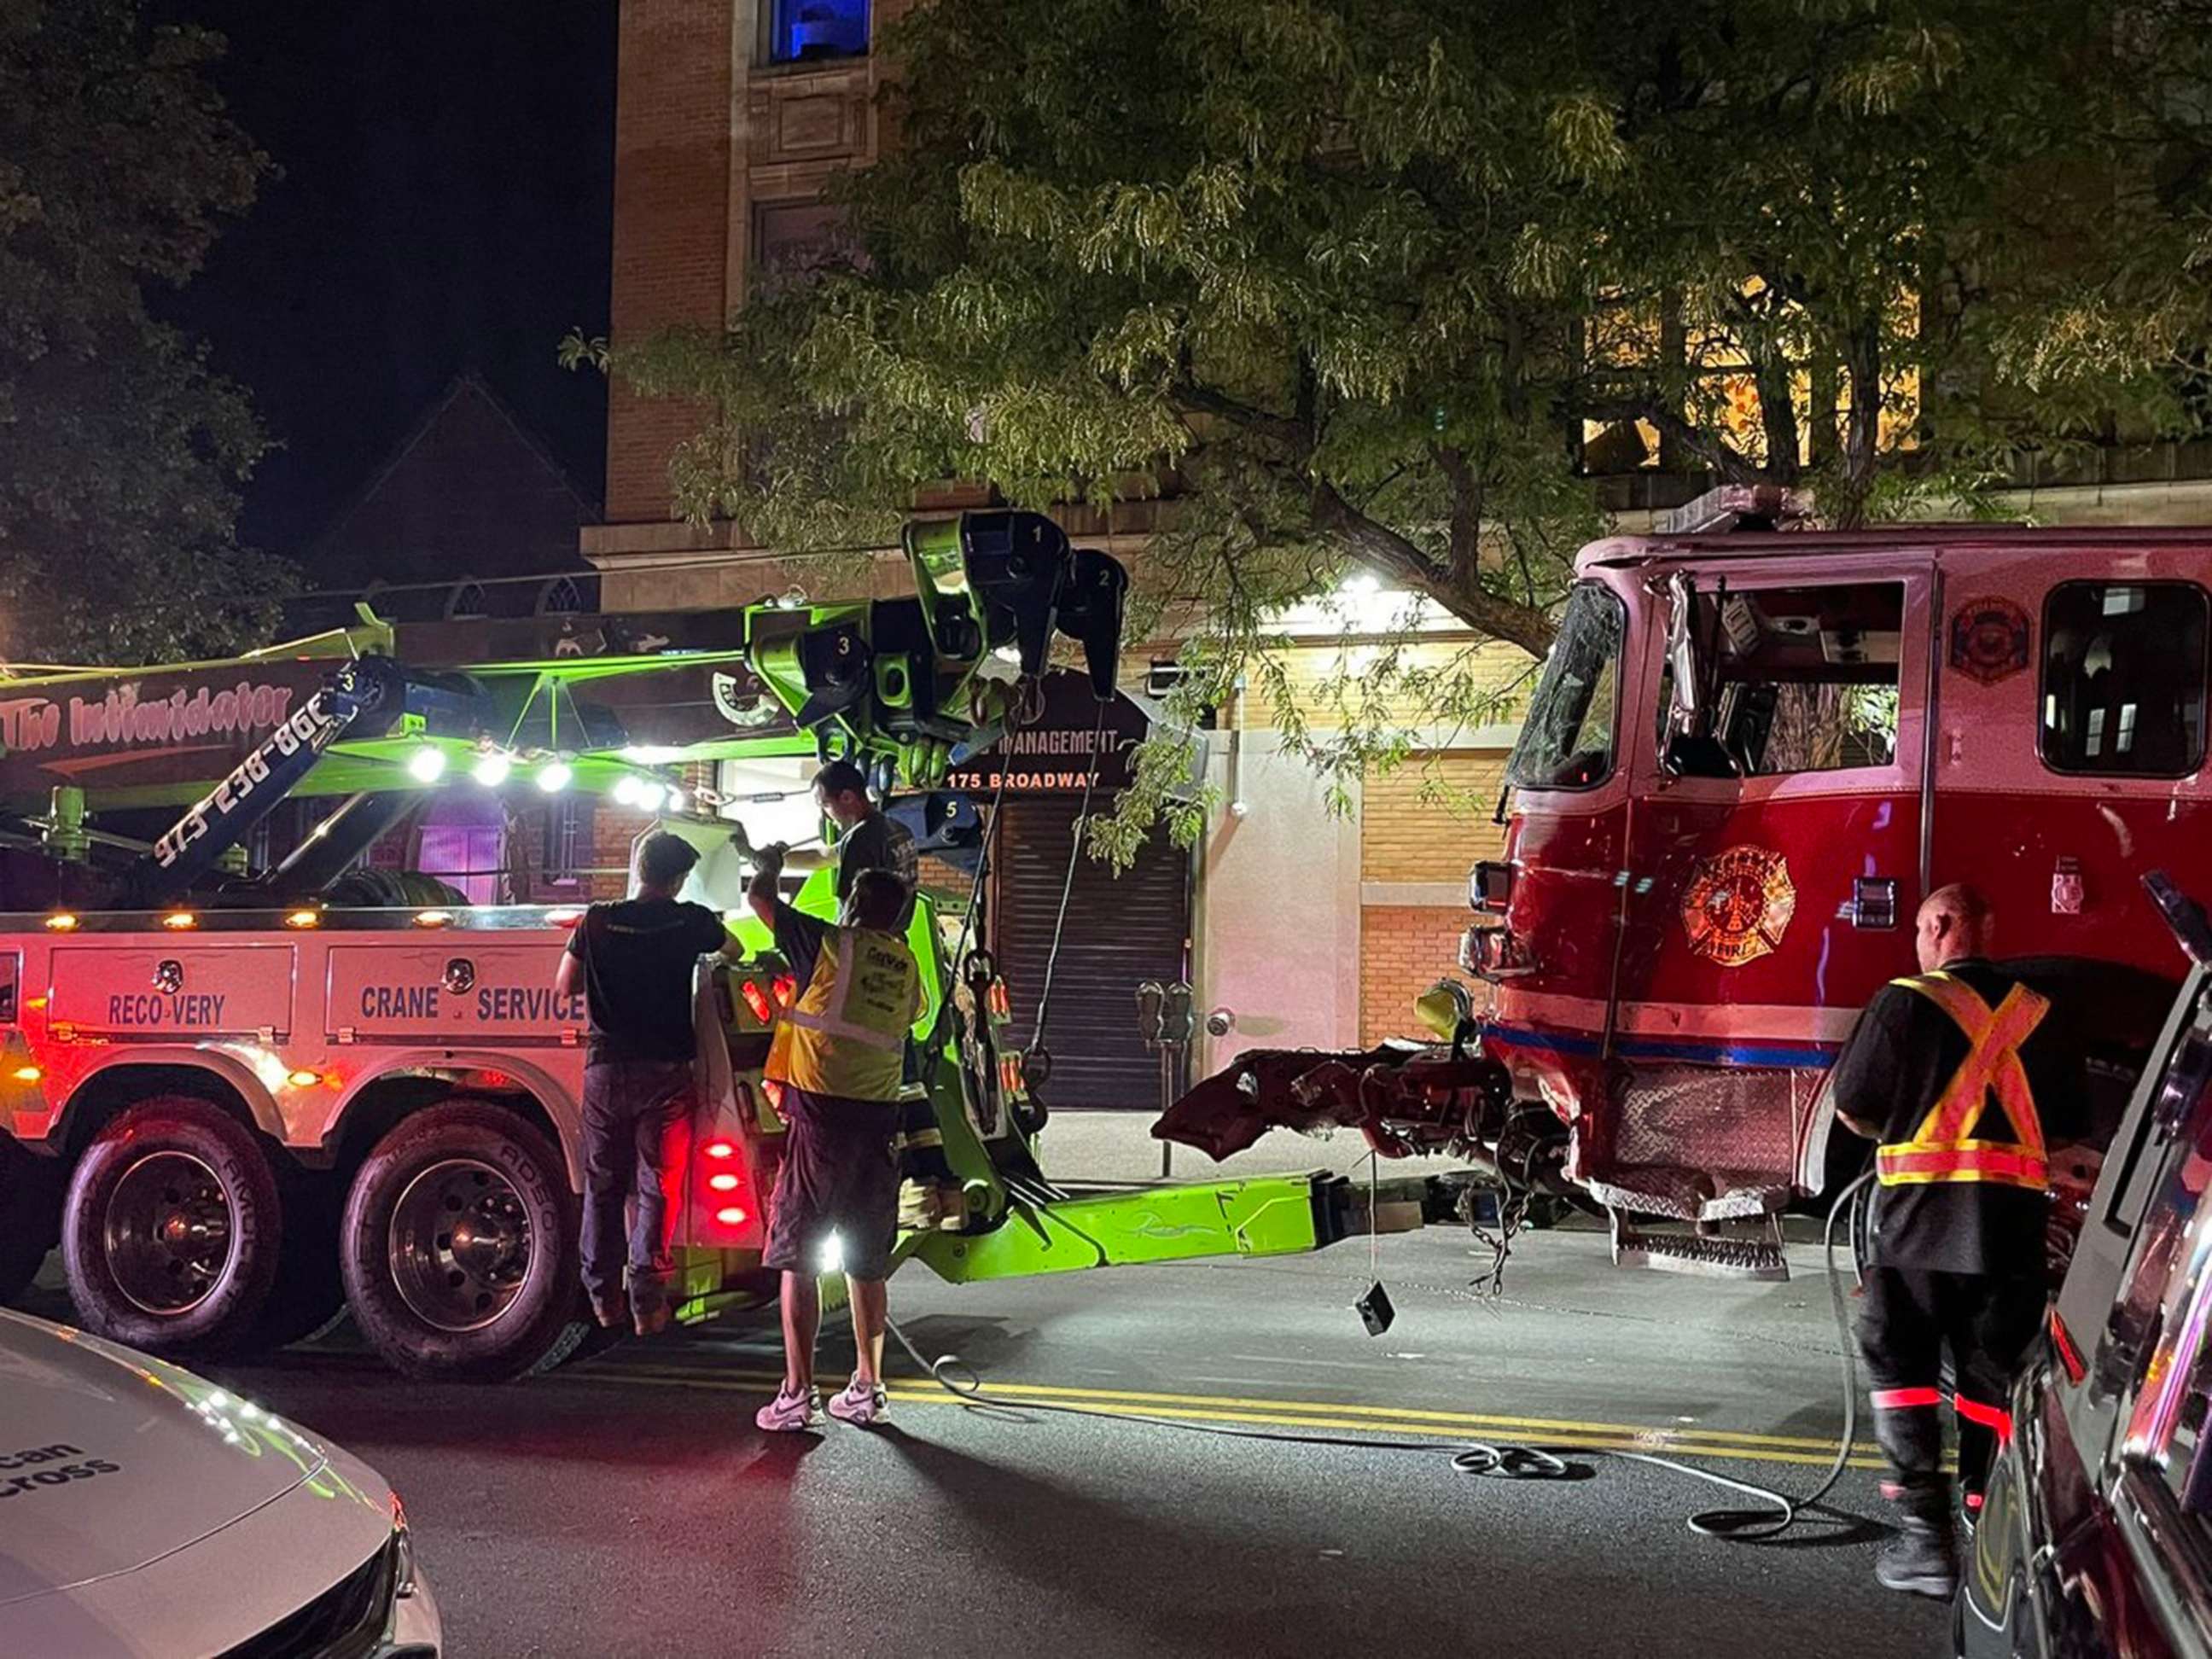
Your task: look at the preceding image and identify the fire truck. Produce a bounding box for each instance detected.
[1163,489,2207,1277]
[0,512,1353,1379]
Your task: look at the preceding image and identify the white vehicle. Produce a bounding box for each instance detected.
[0,1306,439,1657]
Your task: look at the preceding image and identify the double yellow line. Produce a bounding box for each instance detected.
[577,1360,1883,1470]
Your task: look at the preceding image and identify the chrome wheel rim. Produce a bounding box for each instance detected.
[103,1150,236,1316]
[387,1157,533,1333]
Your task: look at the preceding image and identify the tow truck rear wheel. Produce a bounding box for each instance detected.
[60,1097,284,1356]
[0,1138,64,1305]
[340,1099,586,1382]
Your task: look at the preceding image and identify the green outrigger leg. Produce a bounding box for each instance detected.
[911,1173,1338,1283]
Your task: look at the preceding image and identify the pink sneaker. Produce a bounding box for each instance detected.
[754,1387,823,1433]
[826,1378,888,1427]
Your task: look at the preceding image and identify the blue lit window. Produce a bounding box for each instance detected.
[771,0,867,63]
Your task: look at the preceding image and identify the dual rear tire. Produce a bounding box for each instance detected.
[338,1100,589,1381]
[47,1094,588,1380]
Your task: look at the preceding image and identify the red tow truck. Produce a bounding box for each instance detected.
[1166,490,2207,1275]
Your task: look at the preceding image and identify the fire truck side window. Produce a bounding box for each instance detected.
[1505,583,1625,790]
[1683,583,1904,777]
[2042,582,2209,778]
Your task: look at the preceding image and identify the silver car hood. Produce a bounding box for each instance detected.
[0,1309,340,1607]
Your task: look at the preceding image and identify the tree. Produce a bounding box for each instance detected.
[586,0,2212,849]
[0,0,288,664]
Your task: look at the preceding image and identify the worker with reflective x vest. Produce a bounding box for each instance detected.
[1831,884,2087,1602]
[743,842,922,1433]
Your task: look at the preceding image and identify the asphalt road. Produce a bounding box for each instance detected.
[50,1223,1951,1658]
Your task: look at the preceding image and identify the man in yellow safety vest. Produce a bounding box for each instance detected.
[743,841,921,1432]
[1831,882,2087,1599]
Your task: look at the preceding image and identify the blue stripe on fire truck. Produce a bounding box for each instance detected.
[1482,1022,1838,1070]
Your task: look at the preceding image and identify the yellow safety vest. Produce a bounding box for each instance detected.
[766,925,919,1103]
[1875,971,2051,1191]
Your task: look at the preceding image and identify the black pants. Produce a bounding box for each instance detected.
[1858,1266,2046,1519]
[580,1061,696,1315]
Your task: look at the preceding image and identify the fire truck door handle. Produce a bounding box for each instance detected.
[1847,876,1899,929]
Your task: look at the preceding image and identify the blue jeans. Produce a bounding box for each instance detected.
[580,1061,695,1315]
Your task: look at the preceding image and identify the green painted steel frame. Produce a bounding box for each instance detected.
[911,1175,1330,1284]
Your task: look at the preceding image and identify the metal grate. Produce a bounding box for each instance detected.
[219,1535,396,1659]
[1591,1062,1808,1220]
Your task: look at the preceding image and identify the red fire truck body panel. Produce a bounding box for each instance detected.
[1476,527,2212,1225]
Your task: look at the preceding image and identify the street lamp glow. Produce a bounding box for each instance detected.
[470,750,512,788]
[534,760,573,795]
[406,745,448,783]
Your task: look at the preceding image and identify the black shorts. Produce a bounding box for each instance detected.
[762,1085,900,1281]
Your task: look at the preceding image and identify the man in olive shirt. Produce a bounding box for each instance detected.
[555,833,742,1336]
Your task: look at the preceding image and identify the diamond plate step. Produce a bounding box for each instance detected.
[1609,1210,1790,1281]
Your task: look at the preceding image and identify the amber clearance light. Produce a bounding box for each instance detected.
[160,911,197,931]
[44,913,78,932]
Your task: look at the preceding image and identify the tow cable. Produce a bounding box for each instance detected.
[1019,697,1109,1090]
[885,1171,1875,1545]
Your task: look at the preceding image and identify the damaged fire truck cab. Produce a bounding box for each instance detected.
[1476,510,2209,1269]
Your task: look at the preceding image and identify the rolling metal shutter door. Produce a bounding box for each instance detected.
[992,797,1190,1110]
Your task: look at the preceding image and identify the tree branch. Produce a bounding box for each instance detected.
[1309,480,1556,656]
[1581,396,1766,484]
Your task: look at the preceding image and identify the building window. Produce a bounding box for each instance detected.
[537,575,585,615]
[768,0,867,64]
[2042,582,2209,777]
[445,579,487,620]
[753,201,856,293]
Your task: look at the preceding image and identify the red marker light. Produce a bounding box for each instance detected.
[2050,1307,2087,1384]
[714,1206,748,1227]
[739,980,774,1023]
[703,1140,736,1161]
[708,1173,740,1192]
[771,974,796,1008]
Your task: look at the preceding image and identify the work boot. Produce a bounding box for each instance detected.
[1874,1517,1959,1599]
[754,1386,824,1434]
[827,1377,888,1427]
[627,1268,671,1336]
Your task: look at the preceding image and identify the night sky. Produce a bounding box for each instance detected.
[152,0,618,563]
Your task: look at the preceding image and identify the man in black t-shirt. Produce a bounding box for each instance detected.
[555,833,742,1336]
[1831,882,2088,1599]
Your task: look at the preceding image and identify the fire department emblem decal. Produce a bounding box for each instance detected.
[1681,847,1796,967]
[1948,596,2031,686]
